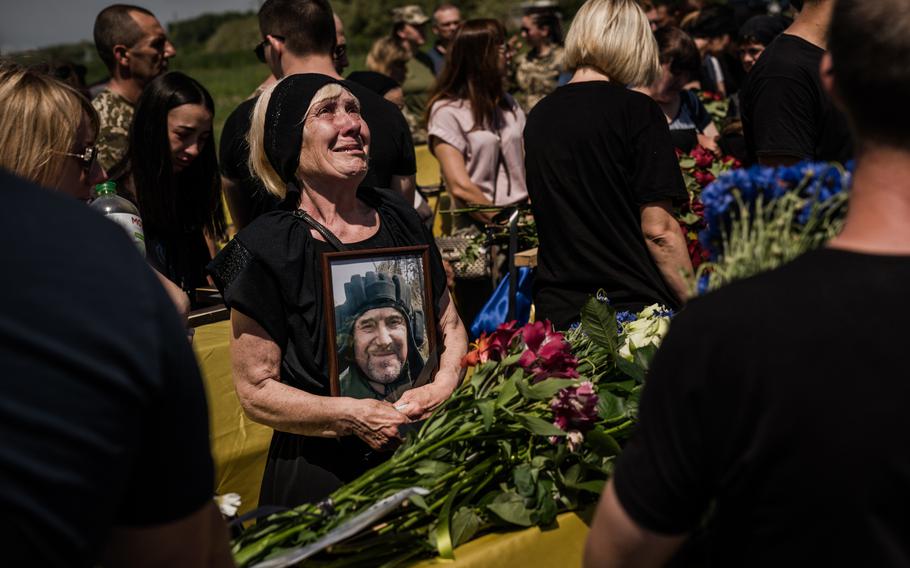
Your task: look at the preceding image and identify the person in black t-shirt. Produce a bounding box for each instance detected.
[739,0,852,166]
[585,1,910,565]
[0,171,231,567]
[524,0,692,330]
[221,0,417,231]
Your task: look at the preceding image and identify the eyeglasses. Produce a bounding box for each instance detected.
[58,145,97,172]
[254,35,285,63]
[334,43,347,58]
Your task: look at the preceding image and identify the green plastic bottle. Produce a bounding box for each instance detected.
[90,181,146,256]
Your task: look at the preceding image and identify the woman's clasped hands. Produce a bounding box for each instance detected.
[345,397,411,451]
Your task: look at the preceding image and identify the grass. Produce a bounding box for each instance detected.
[169,49,368,148]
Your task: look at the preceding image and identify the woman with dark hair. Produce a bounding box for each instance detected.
[427,19,528,228]
[427,19,528,324]
[128,71,226,307]
[636,26,721,154]
[512,6,567,112]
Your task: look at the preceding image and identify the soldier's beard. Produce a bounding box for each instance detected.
[364,351,404,384]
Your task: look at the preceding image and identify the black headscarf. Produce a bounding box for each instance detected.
[345,71,400,97]
[264,73,345,184]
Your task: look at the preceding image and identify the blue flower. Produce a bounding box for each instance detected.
[698,160,852,256]
[616,311,638,324]
[615,310,638,333]
[697,274,711,295]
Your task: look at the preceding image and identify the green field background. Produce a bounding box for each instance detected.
[4,0,591,146]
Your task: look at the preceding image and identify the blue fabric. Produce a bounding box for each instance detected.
[470,268,534,339]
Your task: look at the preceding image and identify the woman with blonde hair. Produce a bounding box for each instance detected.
[523,0,693,329]
[209,74,466,507]
[366,36,411,85]
[0,64,104,199]
[366,36,423,142]
[0,63,195,325]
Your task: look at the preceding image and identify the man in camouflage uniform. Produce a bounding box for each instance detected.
[392,5,436,145]
[92,4,176,173]
[511,5,567,113]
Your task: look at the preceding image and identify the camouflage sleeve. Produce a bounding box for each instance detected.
[92,94,133,172]
[95,126,130,172]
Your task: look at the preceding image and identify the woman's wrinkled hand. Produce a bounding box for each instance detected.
[394,375,459,420]
[346,398,410,451]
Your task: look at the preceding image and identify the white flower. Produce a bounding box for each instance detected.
[618,304,671,362]
[215,493,242,517]
[567,431,584,452]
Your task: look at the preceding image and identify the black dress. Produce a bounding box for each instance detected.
[209,186,447,507]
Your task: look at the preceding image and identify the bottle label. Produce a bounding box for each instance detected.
[106,213,146,257]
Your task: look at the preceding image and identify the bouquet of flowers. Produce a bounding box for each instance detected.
[230,300,672,567]
[696,90,729,126]
[677,145,741,269]
[696,161,852,294]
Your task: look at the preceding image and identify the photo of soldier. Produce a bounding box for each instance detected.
[334,271,429,403]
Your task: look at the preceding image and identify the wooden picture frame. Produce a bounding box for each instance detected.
[322,245,437,400]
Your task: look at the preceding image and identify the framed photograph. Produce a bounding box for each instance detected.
[322,245,437,401]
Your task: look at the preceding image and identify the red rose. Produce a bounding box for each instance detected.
[694,170,716,187]
[691,145,715,169]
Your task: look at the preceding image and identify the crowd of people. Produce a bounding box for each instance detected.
[4,0,905,565]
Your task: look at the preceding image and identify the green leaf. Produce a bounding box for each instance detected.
[435,483,461,559]
[469,366,489,390]
[633,343,659,372]
[486,492,535,527]
[501,353,522,367]
[575,479,606,494]
[607,379,637,393]
[533,479,558,526]
[415,460,454,477]
[580,297,618,353]
[530,455,551,470]
[516,414,566,437]
[476,399,494,431]
[409,494,430,512]
[450,507,483,548]
[518,378,580,401]
[496,371,520,407]
[562,463,583,489]
[586,428,622,458]
[615,355,645,382]
[513,464,537,498]
[678,212,701,225]
[498,439,513,460]
[678,156,696,169]
[597,390,626,422]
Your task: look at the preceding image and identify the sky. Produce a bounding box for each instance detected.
[1,0,262,53]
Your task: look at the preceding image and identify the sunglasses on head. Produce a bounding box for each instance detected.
[59,145,97,172]
[254,35,285,63]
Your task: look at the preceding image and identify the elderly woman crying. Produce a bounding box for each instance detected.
[209,74,467,508]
